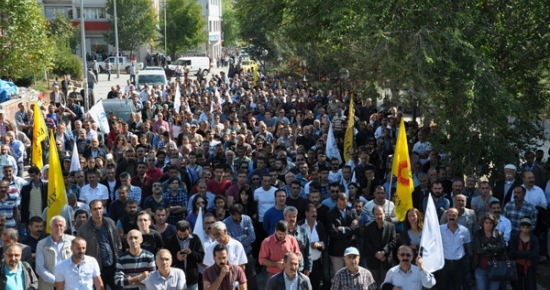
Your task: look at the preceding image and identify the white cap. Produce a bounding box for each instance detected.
[504,164,517,171]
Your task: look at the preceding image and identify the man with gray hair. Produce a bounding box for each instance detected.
[0,228,32,265]
[0,243,39,289]
[36,215,74,290]
[202,221,247,268]
[284,206,312,276]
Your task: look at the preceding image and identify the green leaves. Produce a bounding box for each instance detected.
[0,0,54,78]
[158,0,206,58]
[105,0,158,54]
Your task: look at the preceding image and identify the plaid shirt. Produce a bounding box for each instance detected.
[164,190,188,225]
[115,186,142,206]
[224,214,255,254]
[332,266,378,290]
[503,200,538,233]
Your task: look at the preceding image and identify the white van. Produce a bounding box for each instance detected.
[169,57,211,76]
[136,70,168,87]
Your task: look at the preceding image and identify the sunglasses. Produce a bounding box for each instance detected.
[252,178,259,181]
[153,184,162,188]
[330,190,339,193]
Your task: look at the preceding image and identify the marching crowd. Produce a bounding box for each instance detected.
[0,64,547,290]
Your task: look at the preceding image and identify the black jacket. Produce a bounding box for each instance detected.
[327,207,360,257]
[364,221,396,270]
[493,179,521,207]
[265,271,312,290]
[165,233,205,286]
[472,229,506,269]
[20,181,48,224]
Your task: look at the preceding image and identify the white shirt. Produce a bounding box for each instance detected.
[495,215,512,245]
[202,237,248,267]
[85,130,98,142]
[364,199,398,223]
[383,264,436,290]
[513,185,548,208]
[145,268,186,290]
[328,170,342,184]
[79,183,109,205]
[412,141,431,164]
[254,186,276,222]
[440,224,471,260]
[54,255,101,290]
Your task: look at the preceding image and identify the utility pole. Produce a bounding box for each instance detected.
[80,0,89,111]
[114,0,120,78]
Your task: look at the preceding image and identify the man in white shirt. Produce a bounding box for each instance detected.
[79,170,109,209]
[515,170,547,208]
[254,175,277,225]
[364,186,398,223]
[202,221,247,268]
[412,132,431,165]
[54,237,103,290]
[382,245,436,290]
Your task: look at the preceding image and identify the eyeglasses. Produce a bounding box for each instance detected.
[399,253,412,257]
[330,190,339,193]
[153,184,162,188]
[252,178,259,181]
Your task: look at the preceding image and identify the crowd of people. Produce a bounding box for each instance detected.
[0,63,547,290]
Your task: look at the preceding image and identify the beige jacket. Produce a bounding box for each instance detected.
[36,234,74,290]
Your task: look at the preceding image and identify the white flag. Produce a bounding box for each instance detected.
[88,101,110,134]
[70,141,81,172]
[420,193,445,273]
[326,122,342,164]
[174,84,181,113]
[192,207,206,244]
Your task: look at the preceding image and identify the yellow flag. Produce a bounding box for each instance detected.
[46,129,67,233]
[344,100,355,163]
[32,101,48,169]
[253,70,259,86]
[391,118,414,221]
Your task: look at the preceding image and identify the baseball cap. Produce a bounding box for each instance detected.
[343,247,360,256]
[519,217,532,226]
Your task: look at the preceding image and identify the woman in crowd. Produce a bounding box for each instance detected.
[209,195,229,221]
[186,195,207,229]
[111,135,129,163]
[472,213,506,290]
[401,208,424,261]
[509,217,539,290]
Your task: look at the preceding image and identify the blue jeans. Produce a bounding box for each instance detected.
[187,283,198,290]
[475,268,501,290]
[88,82,94,90]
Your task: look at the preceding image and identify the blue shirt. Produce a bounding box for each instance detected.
[322,198,337,210]
[92,221,115,267]
[4,263,24,290]
[440,224,471,260]
[263,207,285,235]
[224,214,256,254]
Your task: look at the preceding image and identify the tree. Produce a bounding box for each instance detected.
[48,13,80,51]
[105,0,157,56]
[0,0,53,79]
[221,0,241,47]
[236,0,550,177]
[159,0,206,59]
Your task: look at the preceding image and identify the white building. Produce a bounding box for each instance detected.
[187,0,222,60]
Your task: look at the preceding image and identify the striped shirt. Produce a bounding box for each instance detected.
[115,249,156,290]
[0,194,19,227]
[332,266,378,290]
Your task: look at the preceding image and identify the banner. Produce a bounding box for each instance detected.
[420,193,445,273]
[70,141,81,172]
[391,118,414,221]
[174,84,181,113]
[32,101,48,169]
[88,101,110,134]
[253,70,259,86]
[343,100,355,163]
[46,130,68,233]
[326,122,342,164]
[193,207,206,244]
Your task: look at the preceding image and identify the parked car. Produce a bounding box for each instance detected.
[143,66,164,71]
[240,60,258,73]
[136,70,168,87]
[168,57,211,76]
[101,99,134,123]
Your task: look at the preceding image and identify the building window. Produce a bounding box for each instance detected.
[44,7,68,19]
[76,8,106,20]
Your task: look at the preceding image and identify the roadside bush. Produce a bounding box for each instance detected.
[51,45,83,80]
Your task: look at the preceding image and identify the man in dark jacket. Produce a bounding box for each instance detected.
[364,205,396,286]
[165,220,205,290]
[265,252,312,290]
[77,199,122,290]
[327,192,360,274]
[20,166,48,227]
